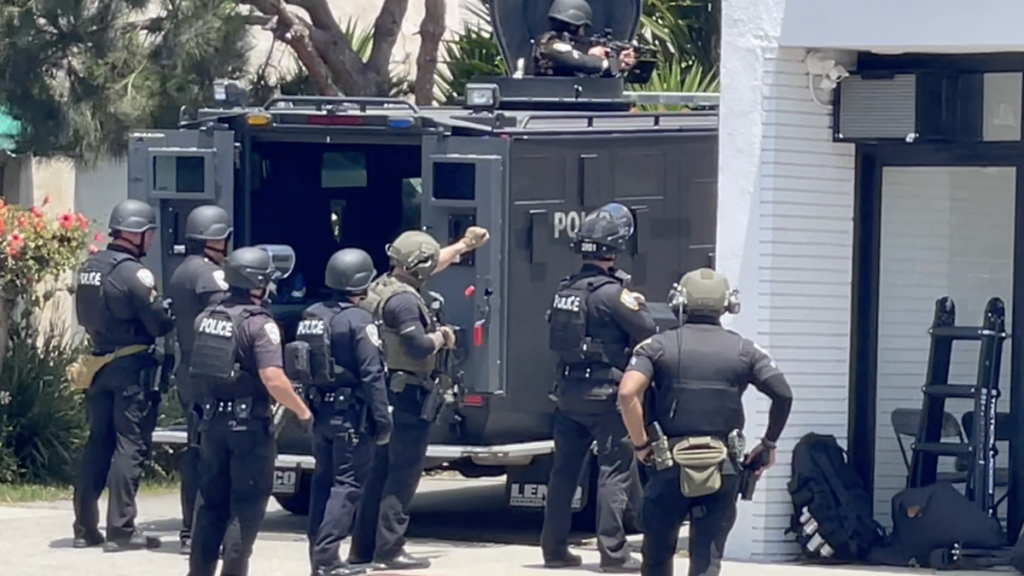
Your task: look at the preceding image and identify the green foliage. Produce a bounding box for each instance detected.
[0,308,88,484]
[629,61,720,111]
[0,0,251,162]
[640,0,720,74]
[435,0,506,105]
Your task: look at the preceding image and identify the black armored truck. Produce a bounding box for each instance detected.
[148,0,718,518]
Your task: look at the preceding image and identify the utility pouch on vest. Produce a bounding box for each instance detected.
[68,344,150,390]
[673,436,729,498]
[233,397,253,421]
[419,386,445,423]
[284,341,313,384]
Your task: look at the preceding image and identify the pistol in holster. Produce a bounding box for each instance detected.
[728,430,767,501]
[647,422,674,471]
[419,384,445,423]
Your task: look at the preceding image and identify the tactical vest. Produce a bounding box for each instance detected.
[189,303,270,403]
[654,326,748,439]
[75,250,149,352]
[548,275,620,367]
[167,255,219,360]
[361,274,437,378]
[286,302,358,389]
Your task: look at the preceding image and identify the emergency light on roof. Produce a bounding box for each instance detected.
[307,115,364,126]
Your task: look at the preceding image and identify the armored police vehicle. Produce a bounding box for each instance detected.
[148,0,718,519]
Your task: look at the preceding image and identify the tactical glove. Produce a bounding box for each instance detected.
[299,414,314,435]
[461,226,490,250]
[439,326,457,349]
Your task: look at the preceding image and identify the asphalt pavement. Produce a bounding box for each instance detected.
[0,476,1002,576]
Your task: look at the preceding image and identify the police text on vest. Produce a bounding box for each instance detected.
[198,318,233,337]
[552,293,582,312]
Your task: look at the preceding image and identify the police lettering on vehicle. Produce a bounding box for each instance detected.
[551,293,582,312]
[296,318,327,337]
[552,210,589,239]
[198,317,234,338]
[78,271,103,286]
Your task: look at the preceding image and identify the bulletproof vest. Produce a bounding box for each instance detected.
[362,274,437,377]
[286,302,358,389]
[548,275,620,366]
[532,31,560,76]
[74,250,149,352]
[654,325,748,439]
[166,255,220,360]
[189,303,269,401]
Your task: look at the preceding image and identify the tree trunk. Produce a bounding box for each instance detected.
[0,294,10,383]
[413,0,446,105]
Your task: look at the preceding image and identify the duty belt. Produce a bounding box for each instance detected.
[561,365,623,381]
[306,386,356,411]
[201,397,270,422]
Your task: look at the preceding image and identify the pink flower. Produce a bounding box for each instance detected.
[87,244,99,254]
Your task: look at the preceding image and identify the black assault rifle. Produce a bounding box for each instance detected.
[421,292,464,423]
[585,28,659,84]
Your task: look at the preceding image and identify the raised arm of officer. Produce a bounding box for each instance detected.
[537,34,615,76]
[195,268,230,308]
[382,292,451,356]
[742,339,793,473]
[348,309,393,443]
[434,226,490,275]
[603,285,657,343]
[618,335,664,461]
[247,315,312,421]
[118,262,175,338]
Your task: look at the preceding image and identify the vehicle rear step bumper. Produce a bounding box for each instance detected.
[151,429,554,469]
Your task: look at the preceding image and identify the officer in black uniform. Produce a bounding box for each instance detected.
[71,199,174,552]
[166,204,236,555]
[533,0,636,77]
[287,248,393,576]
[617,268,794,576]
[542,203,654,573]
[347,227,489,570]
[187,246,314,576]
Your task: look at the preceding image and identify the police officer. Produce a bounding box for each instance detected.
[541,202,654,572]
[289,248,393,576]
[187,246,314,576]
[71,199,174,552]
[533,0,636,77]
[617,268,794,576]
[347,227,489,570]
[166,204,236,555]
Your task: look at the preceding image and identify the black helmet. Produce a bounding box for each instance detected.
[223,247,277,291]
[109,199,157,233]
[573,202,635,257]
[325,248,377,293]
[548,0,593,27]
[185,205,233,241]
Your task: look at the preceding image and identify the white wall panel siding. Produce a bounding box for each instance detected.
[874,167,1016,527]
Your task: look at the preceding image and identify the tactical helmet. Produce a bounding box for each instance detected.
[669,268,741,317]
[325,248,377,293]
[573,202,635,257]
[223,247,278,291]
[548,0,593,26]
[185,205,233,241]
[108,199,157,233]
[386,230,441,282]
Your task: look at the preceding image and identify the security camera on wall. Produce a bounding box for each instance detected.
[805,51,849,91]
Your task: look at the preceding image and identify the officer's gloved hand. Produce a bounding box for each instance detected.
[460,226,490,250]
[299,414,314,435]
[439,326,457,350]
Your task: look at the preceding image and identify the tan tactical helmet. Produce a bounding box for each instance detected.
[386,230,441,282]
[670,268,741,316]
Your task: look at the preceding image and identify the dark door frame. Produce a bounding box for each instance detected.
[848,141,1024,537]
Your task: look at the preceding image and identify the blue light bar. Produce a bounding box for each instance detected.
[388,117,414,129]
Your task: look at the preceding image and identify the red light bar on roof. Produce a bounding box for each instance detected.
[307,115,364,126]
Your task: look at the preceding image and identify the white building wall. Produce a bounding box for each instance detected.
[720,0,857,560]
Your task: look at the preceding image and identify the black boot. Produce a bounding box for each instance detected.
[600,554,642,573]
[318,565,368,576]
[103,531,161,553]
[374,551,431,570]
[544,552,583,569]
[179,536,192,556]
[72,530,105,549]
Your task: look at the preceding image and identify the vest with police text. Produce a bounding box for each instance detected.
[189,303,270,402]
[547,274,620,367]
[653,325,748,439]
[288,302,358,389]
[361,274,437,377]
[74,249,150,353]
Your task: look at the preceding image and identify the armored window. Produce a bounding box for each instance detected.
[321,151,367,188]
[433,162,476,201]
[152,155,206,194]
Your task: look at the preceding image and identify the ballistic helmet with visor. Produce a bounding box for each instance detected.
[108,199,157,233]
[185,205,233,241]
[325,248,377,293]
[548,0,593,27]
[223,245,295,291]
[573,202,635,257]
[671,268,741,317]
[387,230,441,282]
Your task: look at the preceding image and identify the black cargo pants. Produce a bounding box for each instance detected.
[541,390,638,567]
[72,355,155,542]
[175,367,202,542]
[188,412,275,576]
[308,401,375,573]
[641,467,739,576]
[348,386,431,562]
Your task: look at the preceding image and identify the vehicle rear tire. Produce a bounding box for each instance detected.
[273,473,311,516]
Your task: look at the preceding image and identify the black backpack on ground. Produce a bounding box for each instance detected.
[786,433,887,563]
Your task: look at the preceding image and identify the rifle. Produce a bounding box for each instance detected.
[585,28,659,84]
[422,291,462,423]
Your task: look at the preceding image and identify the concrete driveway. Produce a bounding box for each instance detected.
[0,476,999,576]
